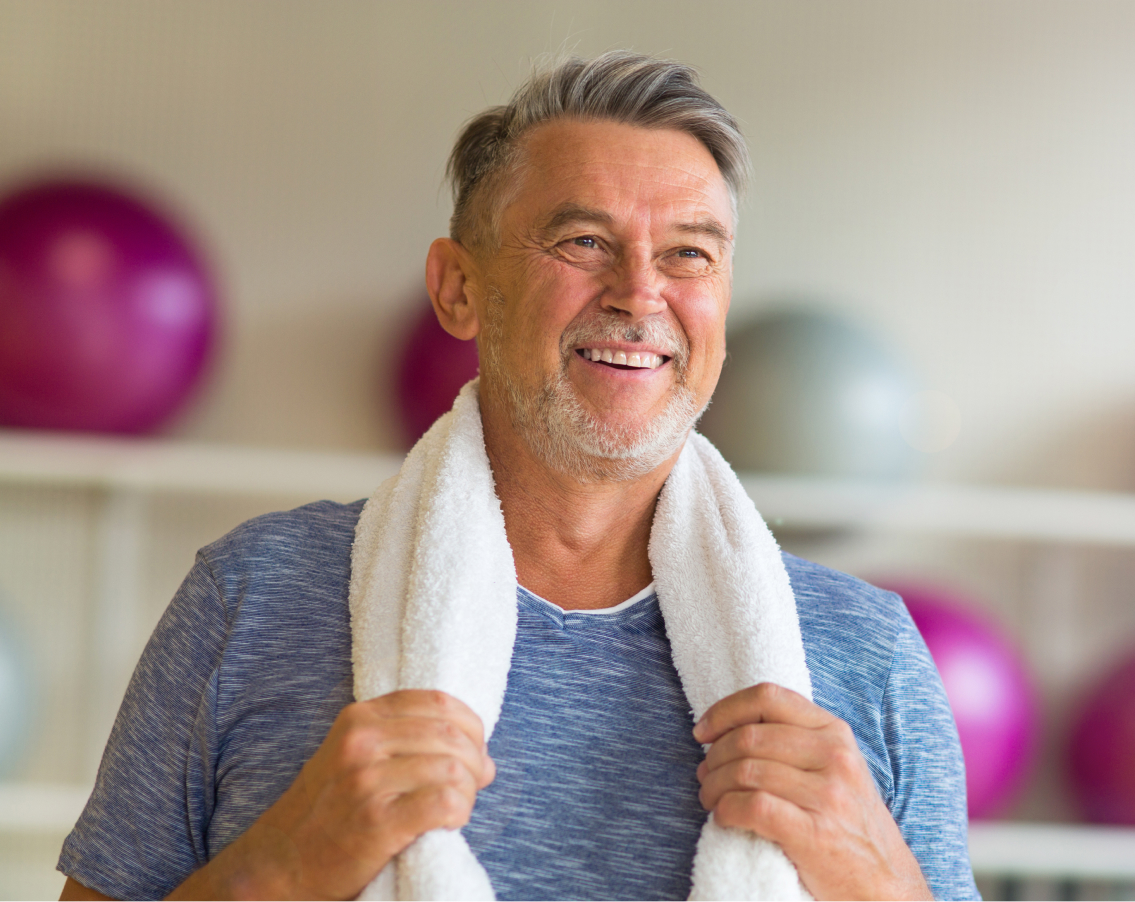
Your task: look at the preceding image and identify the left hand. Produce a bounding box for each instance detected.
[693,682,932,901]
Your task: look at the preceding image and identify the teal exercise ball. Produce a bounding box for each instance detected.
[0,600,34,776]
[700,309,918,479]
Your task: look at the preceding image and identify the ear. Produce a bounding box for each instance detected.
[425,237,482,341]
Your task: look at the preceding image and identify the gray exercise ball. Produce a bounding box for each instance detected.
[700,309,918,479]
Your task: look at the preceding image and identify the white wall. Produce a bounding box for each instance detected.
[2,0,1134,487]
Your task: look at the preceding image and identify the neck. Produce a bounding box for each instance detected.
[480,394,683,611]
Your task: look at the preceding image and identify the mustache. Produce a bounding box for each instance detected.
[559,314,690,369]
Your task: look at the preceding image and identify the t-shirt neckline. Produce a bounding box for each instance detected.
[519,582,656,616]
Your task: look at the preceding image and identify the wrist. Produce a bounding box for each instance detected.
[229,821,311,900]
[881,855,932,901]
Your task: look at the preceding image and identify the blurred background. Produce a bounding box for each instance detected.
[2,1,1135,898]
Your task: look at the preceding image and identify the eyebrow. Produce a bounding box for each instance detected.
[537,204,615,233]
[675,218,733,249]
[537,204,733,250]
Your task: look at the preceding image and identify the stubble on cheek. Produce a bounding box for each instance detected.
[478,286,704,483]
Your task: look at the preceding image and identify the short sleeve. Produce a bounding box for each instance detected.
[57,554,229,900]
[884,612,981,901]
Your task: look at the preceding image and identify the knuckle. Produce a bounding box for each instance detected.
[737,757,763,788]
[442,755,465,783]
[714,802,738,829]
[737,724,763,756]
[435,785,471,821]
[427,689,455,712]
[435,718,461,745]
[746,789,775,822]
[333,703,371,740]
[827,743,858,773]
[343,762,379,798]
[829,718,855,744]
[338,726,378,764]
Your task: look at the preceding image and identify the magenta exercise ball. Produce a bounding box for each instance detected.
[394,301,479,447]
[0,180,218,433]
[1067,650,1135,824]
[888,583,1038,820]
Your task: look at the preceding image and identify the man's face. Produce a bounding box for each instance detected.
[475,118,734,480]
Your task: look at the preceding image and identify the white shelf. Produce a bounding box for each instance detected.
[4,429,1135,545]
[968,820,1135,879]
[0,783,90,834]
[0,429,401,500]
[740,474,1135,547]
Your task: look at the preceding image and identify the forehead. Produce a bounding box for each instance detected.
[506,119,734,231]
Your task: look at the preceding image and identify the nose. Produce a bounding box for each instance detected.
[601,250,668,322]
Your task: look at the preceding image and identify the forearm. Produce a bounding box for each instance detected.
[166,789,315,901]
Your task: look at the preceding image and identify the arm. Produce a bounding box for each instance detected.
[694,682,932,901]
[881,612,977,900]
[61,690,492,901]
[60,878,114,900]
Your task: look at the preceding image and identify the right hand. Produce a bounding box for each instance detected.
[167,689,495,901]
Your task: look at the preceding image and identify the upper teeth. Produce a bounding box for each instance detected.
[582,348,665,368]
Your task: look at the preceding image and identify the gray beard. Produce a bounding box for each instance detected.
[478,288,704,483]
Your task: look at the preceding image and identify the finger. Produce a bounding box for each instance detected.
[713,788,812,849]
[377,782,478,852]
[700,721,830,774]
[478,752,497,789]
[698,756,824,813]
[694,682,832,744]
[366,716,491,782]
[361,690,487,750]
[366,754,480,803]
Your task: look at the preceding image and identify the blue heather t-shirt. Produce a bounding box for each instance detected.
[58,500,979,900]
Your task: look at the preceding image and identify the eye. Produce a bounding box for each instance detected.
[662,245,713,277]
[572,236,600,248]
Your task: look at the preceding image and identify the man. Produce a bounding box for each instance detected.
[59,53,977,901]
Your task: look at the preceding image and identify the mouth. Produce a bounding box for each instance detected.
[574,347,671,371]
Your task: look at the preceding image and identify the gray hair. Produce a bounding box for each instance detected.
[445,51,750,254]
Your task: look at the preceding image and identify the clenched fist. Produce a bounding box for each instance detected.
[168,689,494,901]
[694,683,931,901]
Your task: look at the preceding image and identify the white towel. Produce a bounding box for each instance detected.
[350,380,813,901]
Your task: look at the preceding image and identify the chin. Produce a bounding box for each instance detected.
[523,384,704,483]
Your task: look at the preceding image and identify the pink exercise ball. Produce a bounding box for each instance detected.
[394,301,479,447]
[887,583,1038,820]
[0,179,218,434]
[1067,649,1135,824]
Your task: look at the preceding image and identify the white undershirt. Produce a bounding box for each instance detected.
[520,582,656,616]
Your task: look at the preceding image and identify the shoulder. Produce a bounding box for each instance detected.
[784,552,913,690]
[780,551,912,698]
[192,499,365,691]
[784,551,909,644]
[201,497,365,573]
[198,498,365,615]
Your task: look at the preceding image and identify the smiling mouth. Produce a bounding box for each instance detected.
[575,347,670,370]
